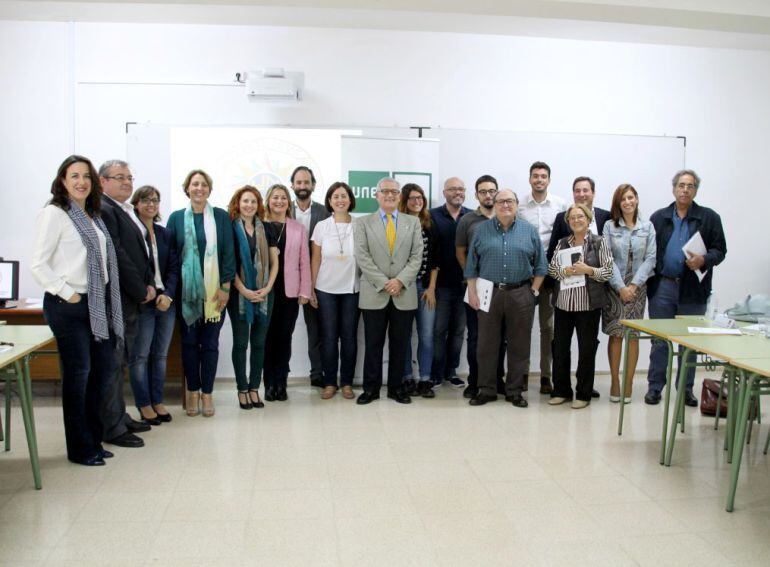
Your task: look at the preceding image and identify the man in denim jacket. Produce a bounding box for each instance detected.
[644,170,727,406]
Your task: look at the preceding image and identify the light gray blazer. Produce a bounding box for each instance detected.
[355,211,423,311]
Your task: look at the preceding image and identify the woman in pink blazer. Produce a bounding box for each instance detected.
[262,183,311,401]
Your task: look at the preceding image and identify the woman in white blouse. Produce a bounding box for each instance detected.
[30,155,124,467]
[310,182,360,400]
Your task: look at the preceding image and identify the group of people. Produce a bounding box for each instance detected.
[30,154,726,467]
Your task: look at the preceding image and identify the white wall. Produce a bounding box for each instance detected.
[2,18,769,376]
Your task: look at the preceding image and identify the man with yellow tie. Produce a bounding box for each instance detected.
[355,177,424,404]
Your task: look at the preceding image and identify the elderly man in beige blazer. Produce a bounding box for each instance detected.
[355,177,423,404]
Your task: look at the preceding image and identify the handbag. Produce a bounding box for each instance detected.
[700,378,727,417]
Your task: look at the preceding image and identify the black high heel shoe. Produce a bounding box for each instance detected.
[137,407,162,426]
[238,391,253,410]
[249,389,264,408]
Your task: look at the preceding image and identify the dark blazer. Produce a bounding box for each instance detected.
[101,196,154,304]
[293,201,331,244]
[547,207,611,263]
[647,201,726,305]
[152,223,179,301]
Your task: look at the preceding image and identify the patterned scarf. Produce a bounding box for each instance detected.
[66,203,124,341]
[233,218,270,324]
[181,202,220,326]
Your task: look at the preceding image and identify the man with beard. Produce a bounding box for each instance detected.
[290,166,330,388]
[456,174,505,399]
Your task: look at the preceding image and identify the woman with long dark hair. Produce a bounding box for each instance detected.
[398,183,439,399]
[31,155,124,466]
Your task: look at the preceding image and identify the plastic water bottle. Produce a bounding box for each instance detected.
[706,295,719,321]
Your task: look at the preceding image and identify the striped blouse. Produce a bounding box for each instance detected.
[549,235,613,312]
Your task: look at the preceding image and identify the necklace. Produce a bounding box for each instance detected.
[332,219,350,257]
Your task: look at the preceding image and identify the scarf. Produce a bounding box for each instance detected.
[181,202,220,326]
[66,203,124,341]
[233,218,270,324]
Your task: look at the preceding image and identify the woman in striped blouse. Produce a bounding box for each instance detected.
[547,203,613,409]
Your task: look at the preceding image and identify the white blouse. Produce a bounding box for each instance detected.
[30,204,108,300]
[311,217,359,294]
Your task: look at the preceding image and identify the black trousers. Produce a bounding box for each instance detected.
[552,307,601,402]
[477,287,536,397]
[361,300,415,394]
[101,300,135,440]
[302,302,323,381]
[465,304,506,390]
[263,293,300,391]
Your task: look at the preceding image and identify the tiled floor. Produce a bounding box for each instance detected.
[1,373,769,566]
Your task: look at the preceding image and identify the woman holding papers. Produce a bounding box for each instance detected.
[548,203,613,409]
[602,184,656,403]
[166,170,236,417]
[31,155,123,466]
[398,183,439,399]
[311,182,359,400]
[227,186,279,410]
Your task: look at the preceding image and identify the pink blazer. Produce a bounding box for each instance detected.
[282,219,312,299]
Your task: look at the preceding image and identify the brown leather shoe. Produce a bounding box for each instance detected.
[539,377,553,395]
[321,386,337,399]
[341,386,355,399]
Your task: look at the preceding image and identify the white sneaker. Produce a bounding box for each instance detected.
[548,397,569,405]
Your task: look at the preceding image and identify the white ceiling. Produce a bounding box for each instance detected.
[3,0,770,49]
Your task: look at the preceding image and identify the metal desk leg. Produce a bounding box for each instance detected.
[665,347,692,466]
[659,340,674,465]
[618,327,632,436]
[13,359,41,489]
[726,370,756,512]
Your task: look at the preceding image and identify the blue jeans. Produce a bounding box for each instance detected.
[180,310,227,394]
[432,286,466,382]
[404,282,436,381]
[43,293,115,462]
[129,304,176,407]
[646,277,707,393]
[316,289,360,388]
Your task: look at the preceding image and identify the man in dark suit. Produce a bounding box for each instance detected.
[99,160,156,448]
[290,166,330,388]
[547,176,610,399]
[547,176,611,261]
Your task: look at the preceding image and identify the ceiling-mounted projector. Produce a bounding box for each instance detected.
[243,68,304,101]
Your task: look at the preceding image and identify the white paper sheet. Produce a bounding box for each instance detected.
[464,278,493,313]
[682,231,709,282]
[686,327,742,335]
[557,246,586,290]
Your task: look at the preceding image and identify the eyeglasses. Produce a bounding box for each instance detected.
[445,186,465,193]
[104,175,134,183]
[139,197,160,205]
[477,189,497,197]
[407,196,424,202]
[495,199,517,207]
[378,189,400,196]
[676,183,696,191]
[568,214,587,221]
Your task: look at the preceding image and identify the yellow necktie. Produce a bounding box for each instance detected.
[386,213,396,255]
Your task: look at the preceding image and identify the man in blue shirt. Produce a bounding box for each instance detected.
[644,170,727,406]
[429,177,471,389]
[465,189,547,408]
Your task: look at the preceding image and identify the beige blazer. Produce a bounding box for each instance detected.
[355,211,423,311]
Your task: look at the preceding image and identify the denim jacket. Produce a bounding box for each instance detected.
[602,217,656,292]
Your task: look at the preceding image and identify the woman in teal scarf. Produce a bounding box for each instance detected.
[227,186,279,409]
[166,170,235,417]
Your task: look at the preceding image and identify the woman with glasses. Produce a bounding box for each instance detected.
[602,184,656,403]
[166,170,235,417]
[398,183,439,399]
[310,182,360,400]
[31,155,123,466]
[262,184,312,401]
[127,186,178,424]
[227,186,279,409]
[548,203,613,409]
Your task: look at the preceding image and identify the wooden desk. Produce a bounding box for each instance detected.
[0,325,54,489]
[0,299,184,381]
